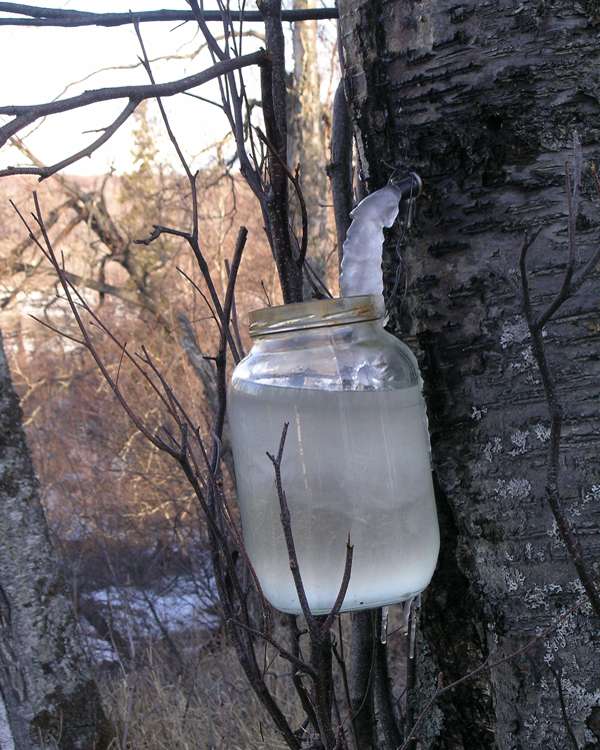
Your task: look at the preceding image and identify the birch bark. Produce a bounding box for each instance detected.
[339,2,600,747]
[0,332,110,749]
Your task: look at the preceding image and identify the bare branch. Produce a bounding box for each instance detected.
[0,49,268,151]
[289,616,321,735]
[320,537,353,634]
[14,194,177,455]
[0,100,137,180]
[266,423,316,631]
[259,30,303,302]
[211,226,248,469]
[28,313,85,347]
[0,4,338,27]
[225,257,246,359]
[230,619,317,678]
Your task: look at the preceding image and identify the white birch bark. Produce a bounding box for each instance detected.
[0,331,110,749]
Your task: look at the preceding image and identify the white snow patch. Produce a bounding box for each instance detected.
[86,575,219,659]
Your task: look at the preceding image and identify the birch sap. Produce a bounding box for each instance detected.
[229,380,439,614]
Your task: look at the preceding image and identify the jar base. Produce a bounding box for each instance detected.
[269,587,426,617]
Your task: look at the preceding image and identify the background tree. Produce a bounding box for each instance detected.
[289,0,331,287]
[0,330,111,750]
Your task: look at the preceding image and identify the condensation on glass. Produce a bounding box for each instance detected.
[228,295,440,615]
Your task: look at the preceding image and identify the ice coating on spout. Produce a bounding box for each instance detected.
[340,184,402,297]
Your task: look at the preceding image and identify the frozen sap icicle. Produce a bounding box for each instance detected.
[340,184,403,297]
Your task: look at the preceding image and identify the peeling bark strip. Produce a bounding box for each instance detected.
[339,1,600,748]
[0,332,111,749]
[328,81,353,269]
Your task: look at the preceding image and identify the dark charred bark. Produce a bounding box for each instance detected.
[0,331,111,749]
[339,1,600,748]
[328,80,354,269]
[350,611,377,749]
[259,0,304,303]
[373,611,403,750]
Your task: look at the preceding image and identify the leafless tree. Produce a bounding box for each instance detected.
[2,1,600,748]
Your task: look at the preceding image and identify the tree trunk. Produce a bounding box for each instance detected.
[339,2,600,748]
[290,0,330,290]
[0,331,111,749]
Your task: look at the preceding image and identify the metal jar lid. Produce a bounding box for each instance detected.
[248,294,385,338]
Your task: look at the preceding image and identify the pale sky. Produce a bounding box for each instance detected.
[0,1,289,175]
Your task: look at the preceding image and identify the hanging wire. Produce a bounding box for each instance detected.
[388,176,415,309]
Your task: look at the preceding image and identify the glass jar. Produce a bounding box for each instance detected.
[228,294,439,614]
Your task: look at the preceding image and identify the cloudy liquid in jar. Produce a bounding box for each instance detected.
[229,381,439,614]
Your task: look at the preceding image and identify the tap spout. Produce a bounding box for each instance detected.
[388,170,423,200]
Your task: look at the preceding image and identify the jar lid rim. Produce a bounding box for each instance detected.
[248,294,385,337]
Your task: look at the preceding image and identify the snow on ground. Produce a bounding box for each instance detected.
[83,575,219,664]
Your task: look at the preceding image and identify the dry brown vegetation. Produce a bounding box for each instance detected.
[103,641,304,749]
[0,104,342,746]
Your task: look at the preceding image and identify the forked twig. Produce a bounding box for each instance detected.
[518,140,600,617]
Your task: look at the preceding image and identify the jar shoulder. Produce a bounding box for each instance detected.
[231,324,420,391]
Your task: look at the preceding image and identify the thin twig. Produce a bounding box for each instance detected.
[320,538,353,634]
[224,258,245,358]
[211,226,248,469]
[14,195,177,456]
[266,423,316,632]
[230,618,317,678]
[134,16,229,376]
[332,620,360,750]
[289,615,321,735]
[519,208,600,618]
[550,667,580,750]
